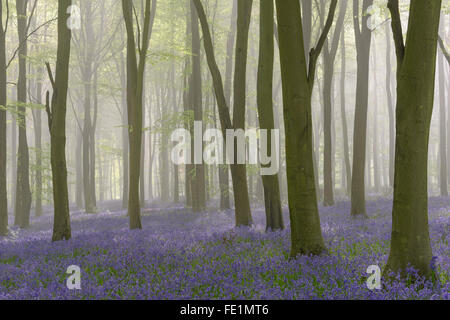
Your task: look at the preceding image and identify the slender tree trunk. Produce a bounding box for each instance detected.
[438,20,448,196]
[385,23,395,188]
[0,0,8,235]
[90,69,98,207]
[183,4,192,207]
[81,2,96,213]
[117,43,129,208]
[219,0,236,211]
[193,0,252,226]
[147,94,153,200]
[322,53,335,206]
[257,0,283,231]
[321,0,347,206]
[34,66,43,216]
[385,0,442,278]
[371,50,380,193]
[75,123,83,208]
[47,0,73,241]
[350,0,373,218]
[340,27,351,196]
[15,0,32,228]
[229,0,253,226]
[122,0,154,229]
[189,1,206,212]
[11,97,16,214]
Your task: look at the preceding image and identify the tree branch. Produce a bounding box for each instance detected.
[438,35,450,65]
[45,62,55,89]
[6,17,57,69]
[352,0,361,43]
[45,90,52,129]
[387,0,405,65]
[308,0,338,88]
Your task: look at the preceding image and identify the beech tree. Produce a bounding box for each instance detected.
[275,0,338,256]
[321,0,347,206]
[14,0,32,228]
[385,0,442,278]
[192,0,252,227]
[257,0,283,231]
[121,0,154,229]
[45,0,73,241]
[350,0,373,218]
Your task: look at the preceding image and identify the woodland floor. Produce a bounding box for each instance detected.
[0,196,449,299]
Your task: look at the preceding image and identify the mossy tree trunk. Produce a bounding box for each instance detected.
[385,0,442,278]
[230,0,253,226]
[192,0,252,227]
[275,0,337,256]
[257,0,283,231]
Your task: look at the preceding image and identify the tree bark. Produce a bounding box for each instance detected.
[33,65,43,217]
[350,0,373,217]
[257,0,283,231]
[438,20,448,196]
[192,0,252,226]
[81,1,96,213]
[190,0,206,212]
[385,22,395,188]
[322,0,347,206]
[385,0,442,278]
[47,0,73,241]
[230,0,253,226]
[122,0,154,229]
[219,0,237,211]
[275,0,337,256]
[0,0,8,236]
[14,0,32,228]
[340,27,351,196]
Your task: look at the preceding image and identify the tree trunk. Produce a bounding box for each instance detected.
[230,0,253,226]
[219,0,236,211]
[81,2,96,213]
[385,23,395,188]
[122,0,154,229]
[34,66,43,217]
[257,0,283,231]
[321,0,347,206]
[193,0,252,226]
[120,45,129,208]
[15,0,32,228]
[275,0,337,256]
[371,50,380,193]
[385,0,442,278]
[438,20,448,196]
[48,0,73,241]
[189,0,206,212]
[0,0,8,236]
[350,0,373,217]
[340,27,351,196]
